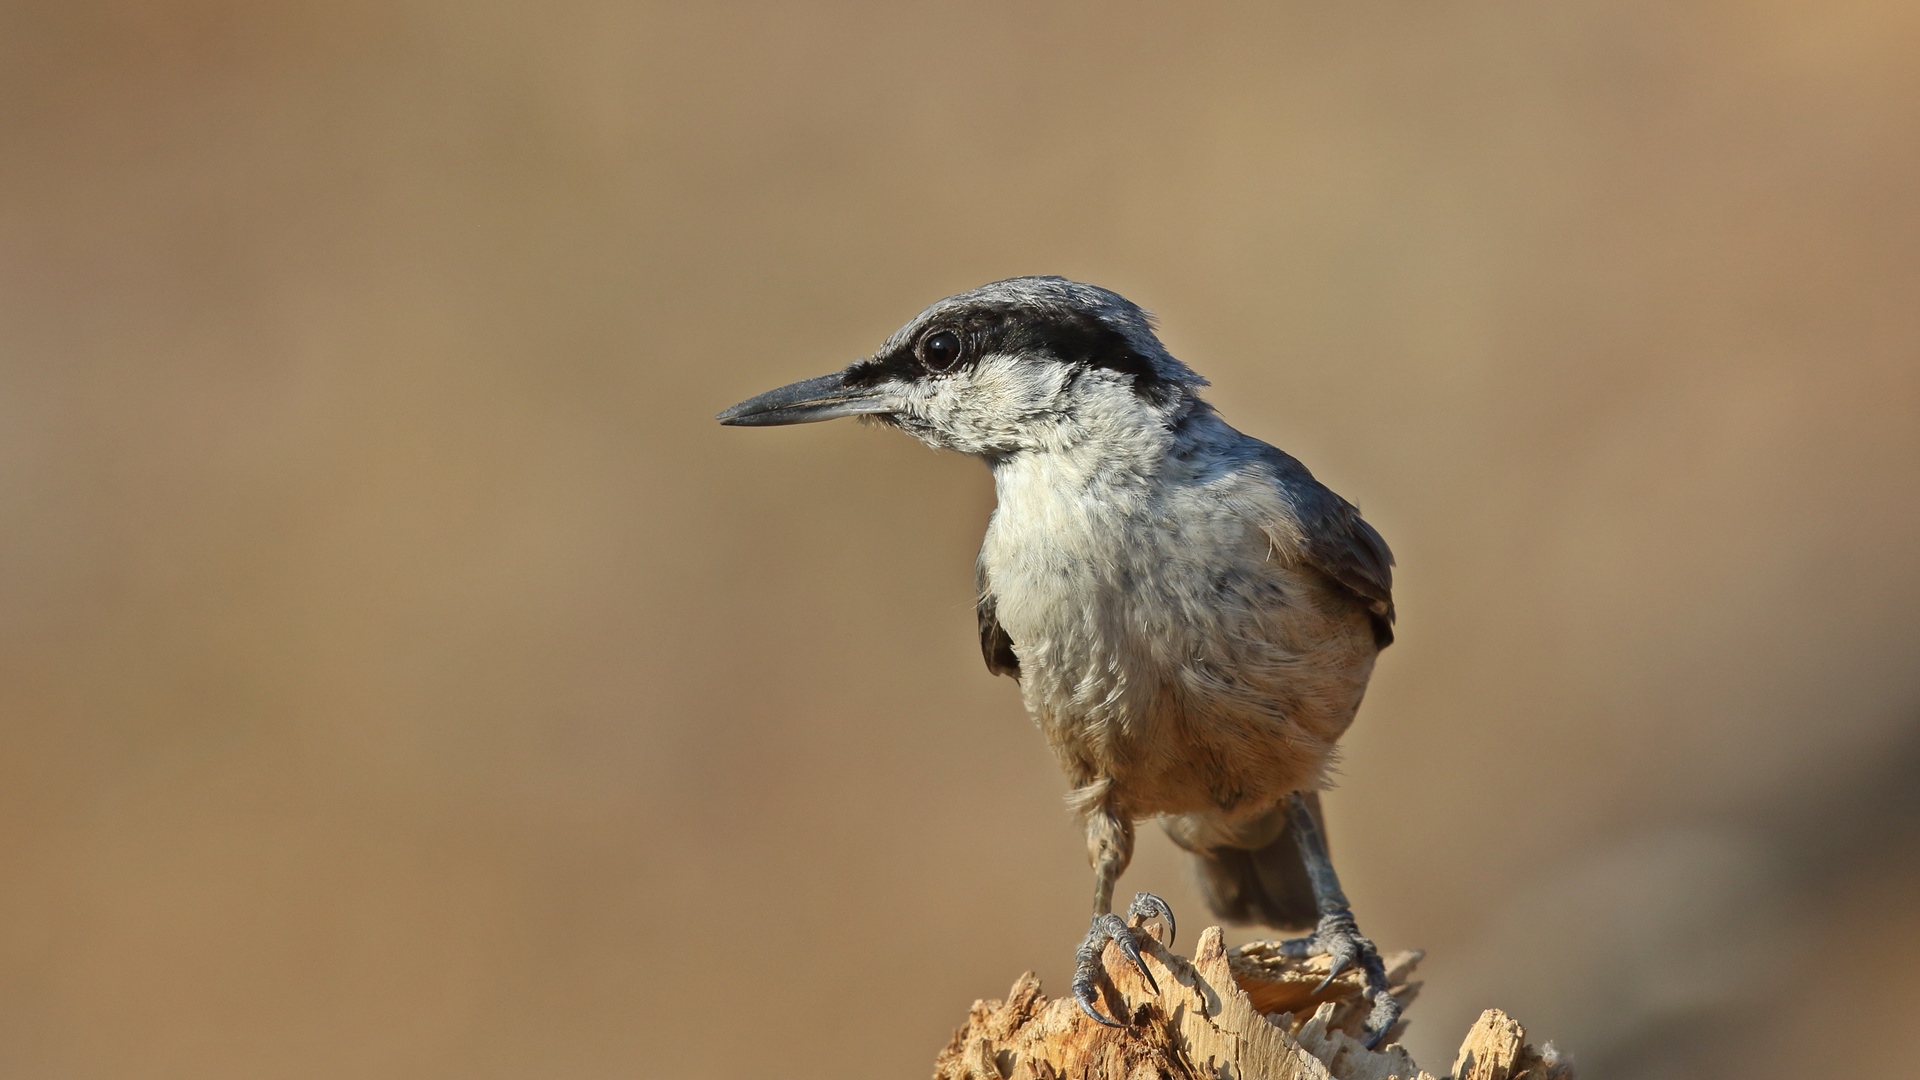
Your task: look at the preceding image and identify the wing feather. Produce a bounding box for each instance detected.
[975,563,1020,678]
[1255,446,1397,648]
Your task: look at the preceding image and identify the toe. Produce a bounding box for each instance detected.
[1126,891,1176,947]
[1277,935,1316,959]
[1074,917,1138,1027]
[1071,944,1123,1028]
[1097,913,1158,995]
[1361,992,1402,1049]
[1313,936,1356,992]
[1074,990,1122,1028]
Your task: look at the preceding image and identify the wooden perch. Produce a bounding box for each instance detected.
[933,924,1570,1080]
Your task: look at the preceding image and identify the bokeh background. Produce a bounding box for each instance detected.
[4,2,1918,1076]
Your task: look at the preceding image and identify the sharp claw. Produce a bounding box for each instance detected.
[1361,1000,1401,1049]
[1076,994,1122,1028]
[1312,954,1350,994]
[1129,892,1176,947]
[1287,908,1398,1043]
[1116,936,1159,995]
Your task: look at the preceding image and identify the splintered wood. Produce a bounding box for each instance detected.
[932,926,1571,1080]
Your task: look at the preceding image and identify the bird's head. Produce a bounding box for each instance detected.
[717,277,1208,458]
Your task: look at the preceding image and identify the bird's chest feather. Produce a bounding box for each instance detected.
[981,464,1196,694]
[979,452,1373,816]
[982,460,1252,765]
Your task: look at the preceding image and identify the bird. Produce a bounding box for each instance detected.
[717,276,1401,1044]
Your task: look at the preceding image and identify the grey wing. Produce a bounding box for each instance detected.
[976,562,1020,679]
[1258,446,1397,648]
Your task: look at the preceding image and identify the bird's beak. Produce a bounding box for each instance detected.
[716,370,892,427]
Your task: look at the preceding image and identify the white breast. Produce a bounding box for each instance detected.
[979,438,1376,818]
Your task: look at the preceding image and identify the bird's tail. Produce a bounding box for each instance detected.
[1164,795,1323,932]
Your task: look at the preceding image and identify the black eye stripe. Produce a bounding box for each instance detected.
[844,303,1171,402]
[982,308,1169,401]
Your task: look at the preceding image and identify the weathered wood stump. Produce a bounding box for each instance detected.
[933,924,1570,1080]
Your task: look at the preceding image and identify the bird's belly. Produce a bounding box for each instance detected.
[986,527,1377,820]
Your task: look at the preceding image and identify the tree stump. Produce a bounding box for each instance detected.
[933,924,1570,1080]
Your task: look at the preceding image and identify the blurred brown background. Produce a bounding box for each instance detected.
[3,1,1918,1076]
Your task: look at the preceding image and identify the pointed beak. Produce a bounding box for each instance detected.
[716,370,892,427]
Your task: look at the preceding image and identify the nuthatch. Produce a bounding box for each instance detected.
[720,277,1400,1043]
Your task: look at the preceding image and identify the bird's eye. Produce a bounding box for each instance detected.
[920,329,963,372]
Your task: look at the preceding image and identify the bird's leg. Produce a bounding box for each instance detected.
[1277,791,1400,1047]
[1070,806,1175,1027]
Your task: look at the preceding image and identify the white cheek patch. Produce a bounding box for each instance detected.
[879,353,1152,453]
[884,355,1152,455]
[955,354,1072,417]
[911,355,1073,453]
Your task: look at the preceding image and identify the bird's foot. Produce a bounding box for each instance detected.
[1279,908,1400,1047]
[1071,892,1176,1027]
